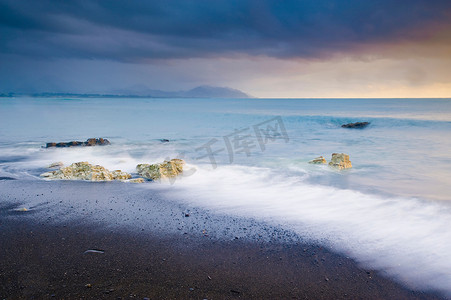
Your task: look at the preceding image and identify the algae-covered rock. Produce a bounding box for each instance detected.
[136,163,160,180]
[328,153,352,170]
[308,156,327,164]
[40,161,131,181]
[111,170,132,180]
[137,159,185,180]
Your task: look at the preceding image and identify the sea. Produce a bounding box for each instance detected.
[1,97,451,295]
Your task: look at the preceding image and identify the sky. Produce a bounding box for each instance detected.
[1,0,450,98]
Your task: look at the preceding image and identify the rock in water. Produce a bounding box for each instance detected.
[128,178,145,183]
[137,159,185,180]
[341,122,370,129]
[84,138,110,146]
[136,164,160,180]
[40,162,131,181]
[328,153,352,170]
[308,156,327,164]
[111,170,132,180]
[45,138,110,148]
[67,141,83,146]
[48,161,64,168]
[56,142,68,148]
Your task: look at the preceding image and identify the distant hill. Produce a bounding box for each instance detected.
[181,86,249,98]
[1,85,251,99]
[111,85,251,98]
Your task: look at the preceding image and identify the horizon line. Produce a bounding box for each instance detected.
[1,92,450,100]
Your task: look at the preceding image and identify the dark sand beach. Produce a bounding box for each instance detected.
[0,180,444,299]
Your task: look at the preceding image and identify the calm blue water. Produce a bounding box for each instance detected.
[1,97,451,294]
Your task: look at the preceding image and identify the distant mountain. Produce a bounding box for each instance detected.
[0,85,251,99]
[181,86,250,98]
[110,85,250,98]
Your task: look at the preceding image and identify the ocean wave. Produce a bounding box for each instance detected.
[148,164,451,296]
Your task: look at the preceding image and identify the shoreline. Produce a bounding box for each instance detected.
[0,216,443,299]
[0,180,445,299]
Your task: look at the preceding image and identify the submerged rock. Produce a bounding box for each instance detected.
[128,178,145,183]
[137,159,185,180]
[341,122,370,129]
[308,156,327,164]
[328,153,352,170]
[40,161,131,181]
[45,138,110,148]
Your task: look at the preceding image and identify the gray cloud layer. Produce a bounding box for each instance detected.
[1,0,451,62]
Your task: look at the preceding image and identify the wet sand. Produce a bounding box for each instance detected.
[0,180,445,299]
[1,218,443,300]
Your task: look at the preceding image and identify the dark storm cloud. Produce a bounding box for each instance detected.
[1,0,450,62]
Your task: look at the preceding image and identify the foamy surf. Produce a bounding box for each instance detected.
[0,142,183,178]
[144,164,451,296]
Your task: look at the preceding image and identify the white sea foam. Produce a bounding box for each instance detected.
[0,143,182,177]
[146,164,451,296]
